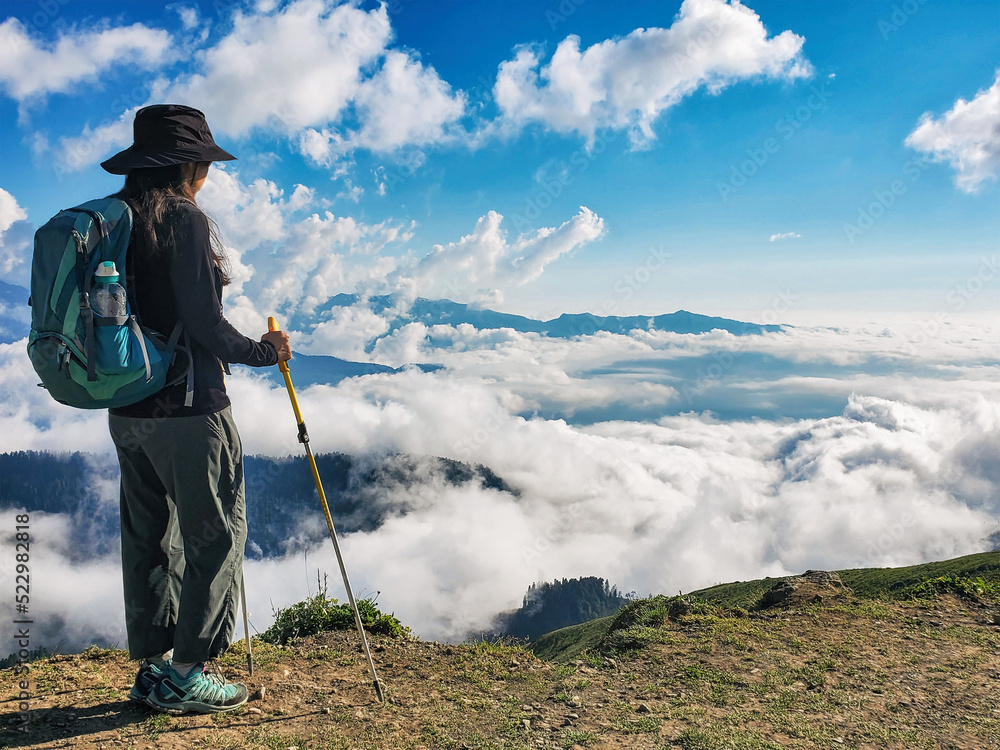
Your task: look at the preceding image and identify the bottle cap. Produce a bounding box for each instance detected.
[95,260,119,284]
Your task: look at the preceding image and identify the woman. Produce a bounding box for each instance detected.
[101,104,290,714]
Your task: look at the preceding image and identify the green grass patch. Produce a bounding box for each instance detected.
[839,553,1000,598]
[595,596,747,657]
[896,574,1000,602]
[528,616,617,663]
[677,726,785,749]
[685,552,1000,609]
[561,729,597,747]
[610,715,660,733]
[140,713,173,740]
[260,583,411,645]
[217,637,284,672]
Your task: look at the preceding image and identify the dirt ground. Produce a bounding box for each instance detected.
[1,593,998,749]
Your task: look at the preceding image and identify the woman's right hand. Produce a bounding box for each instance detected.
[262,329,291,361]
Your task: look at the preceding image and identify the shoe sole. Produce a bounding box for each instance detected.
[144,694,248,715]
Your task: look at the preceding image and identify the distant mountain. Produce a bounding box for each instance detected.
[2,280,782,386]
[4,283,782,344]
[0,279,25,307]
[263,297,781,389]
[238,352,442,389]
[297,294,782,344]
[0,280,29,344]
[491,576,631,642]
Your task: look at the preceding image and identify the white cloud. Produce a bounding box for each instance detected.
[0,509,126,652]
[176,6,201,31]
[905,69,1000,193]
[0,18,172,103]
[288,184,315,211]
[54,113,135,175]
[298,127,343,167]
[769,231,801,241]
[50,0,467,171]
[0,339,114,453]
[29,132,48,155]
[191,166,412,319]
[0,188,27,231]
[35,0,810,173]
[350,50,467,153]
[393,207,605,305]
[494,0,811,147]
[337,180,364,203]
[0,188,32,286]
[225,366,998,640]
[336,311,1000,426]
[176,1,392,136]
[302,304,392,359]
[297,49,467,165]
[272,213,411,314]
[198,166,291,249]
[188,196,603,350]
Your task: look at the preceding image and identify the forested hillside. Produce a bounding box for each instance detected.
[0,451,517,558]
[493,576,631,641]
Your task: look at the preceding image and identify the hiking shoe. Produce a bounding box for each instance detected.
[146,664,248,714]
[129,661,166,702]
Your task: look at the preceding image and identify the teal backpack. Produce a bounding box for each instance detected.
[27,198,192,409]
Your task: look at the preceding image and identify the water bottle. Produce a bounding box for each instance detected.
[92,261,127,319]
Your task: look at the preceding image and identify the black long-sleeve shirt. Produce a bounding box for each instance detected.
[110,199,277,418]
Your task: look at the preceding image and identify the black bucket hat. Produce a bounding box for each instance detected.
[101,104,236,175]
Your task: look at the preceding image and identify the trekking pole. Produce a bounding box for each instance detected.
[268,317,385,703]
[240,580,253,676]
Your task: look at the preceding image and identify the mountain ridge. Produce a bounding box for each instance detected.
[1,281,783,351]
[297,293,784,341]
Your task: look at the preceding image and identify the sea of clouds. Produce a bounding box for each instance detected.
[2,312,999,648]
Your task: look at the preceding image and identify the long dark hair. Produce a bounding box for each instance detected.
[113,162,231,285]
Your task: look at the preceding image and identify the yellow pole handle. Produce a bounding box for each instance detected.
[268,316,290,374]
[268,316,304,425]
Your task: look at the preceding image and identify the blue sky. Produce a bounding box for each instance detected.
[1,0,998,319]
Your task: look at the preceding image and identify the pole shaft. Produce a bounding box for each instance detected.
[240,579,253,676]
[268,317,384,703]
[302,439,384,702]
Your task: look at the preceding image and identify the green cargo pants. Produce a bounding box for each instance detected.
[109,405,247,664]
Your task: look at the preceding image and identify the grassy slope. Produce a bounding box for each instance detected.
[525,616,611,663]
[3,553,1000,749]
[529,550,1000,663]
